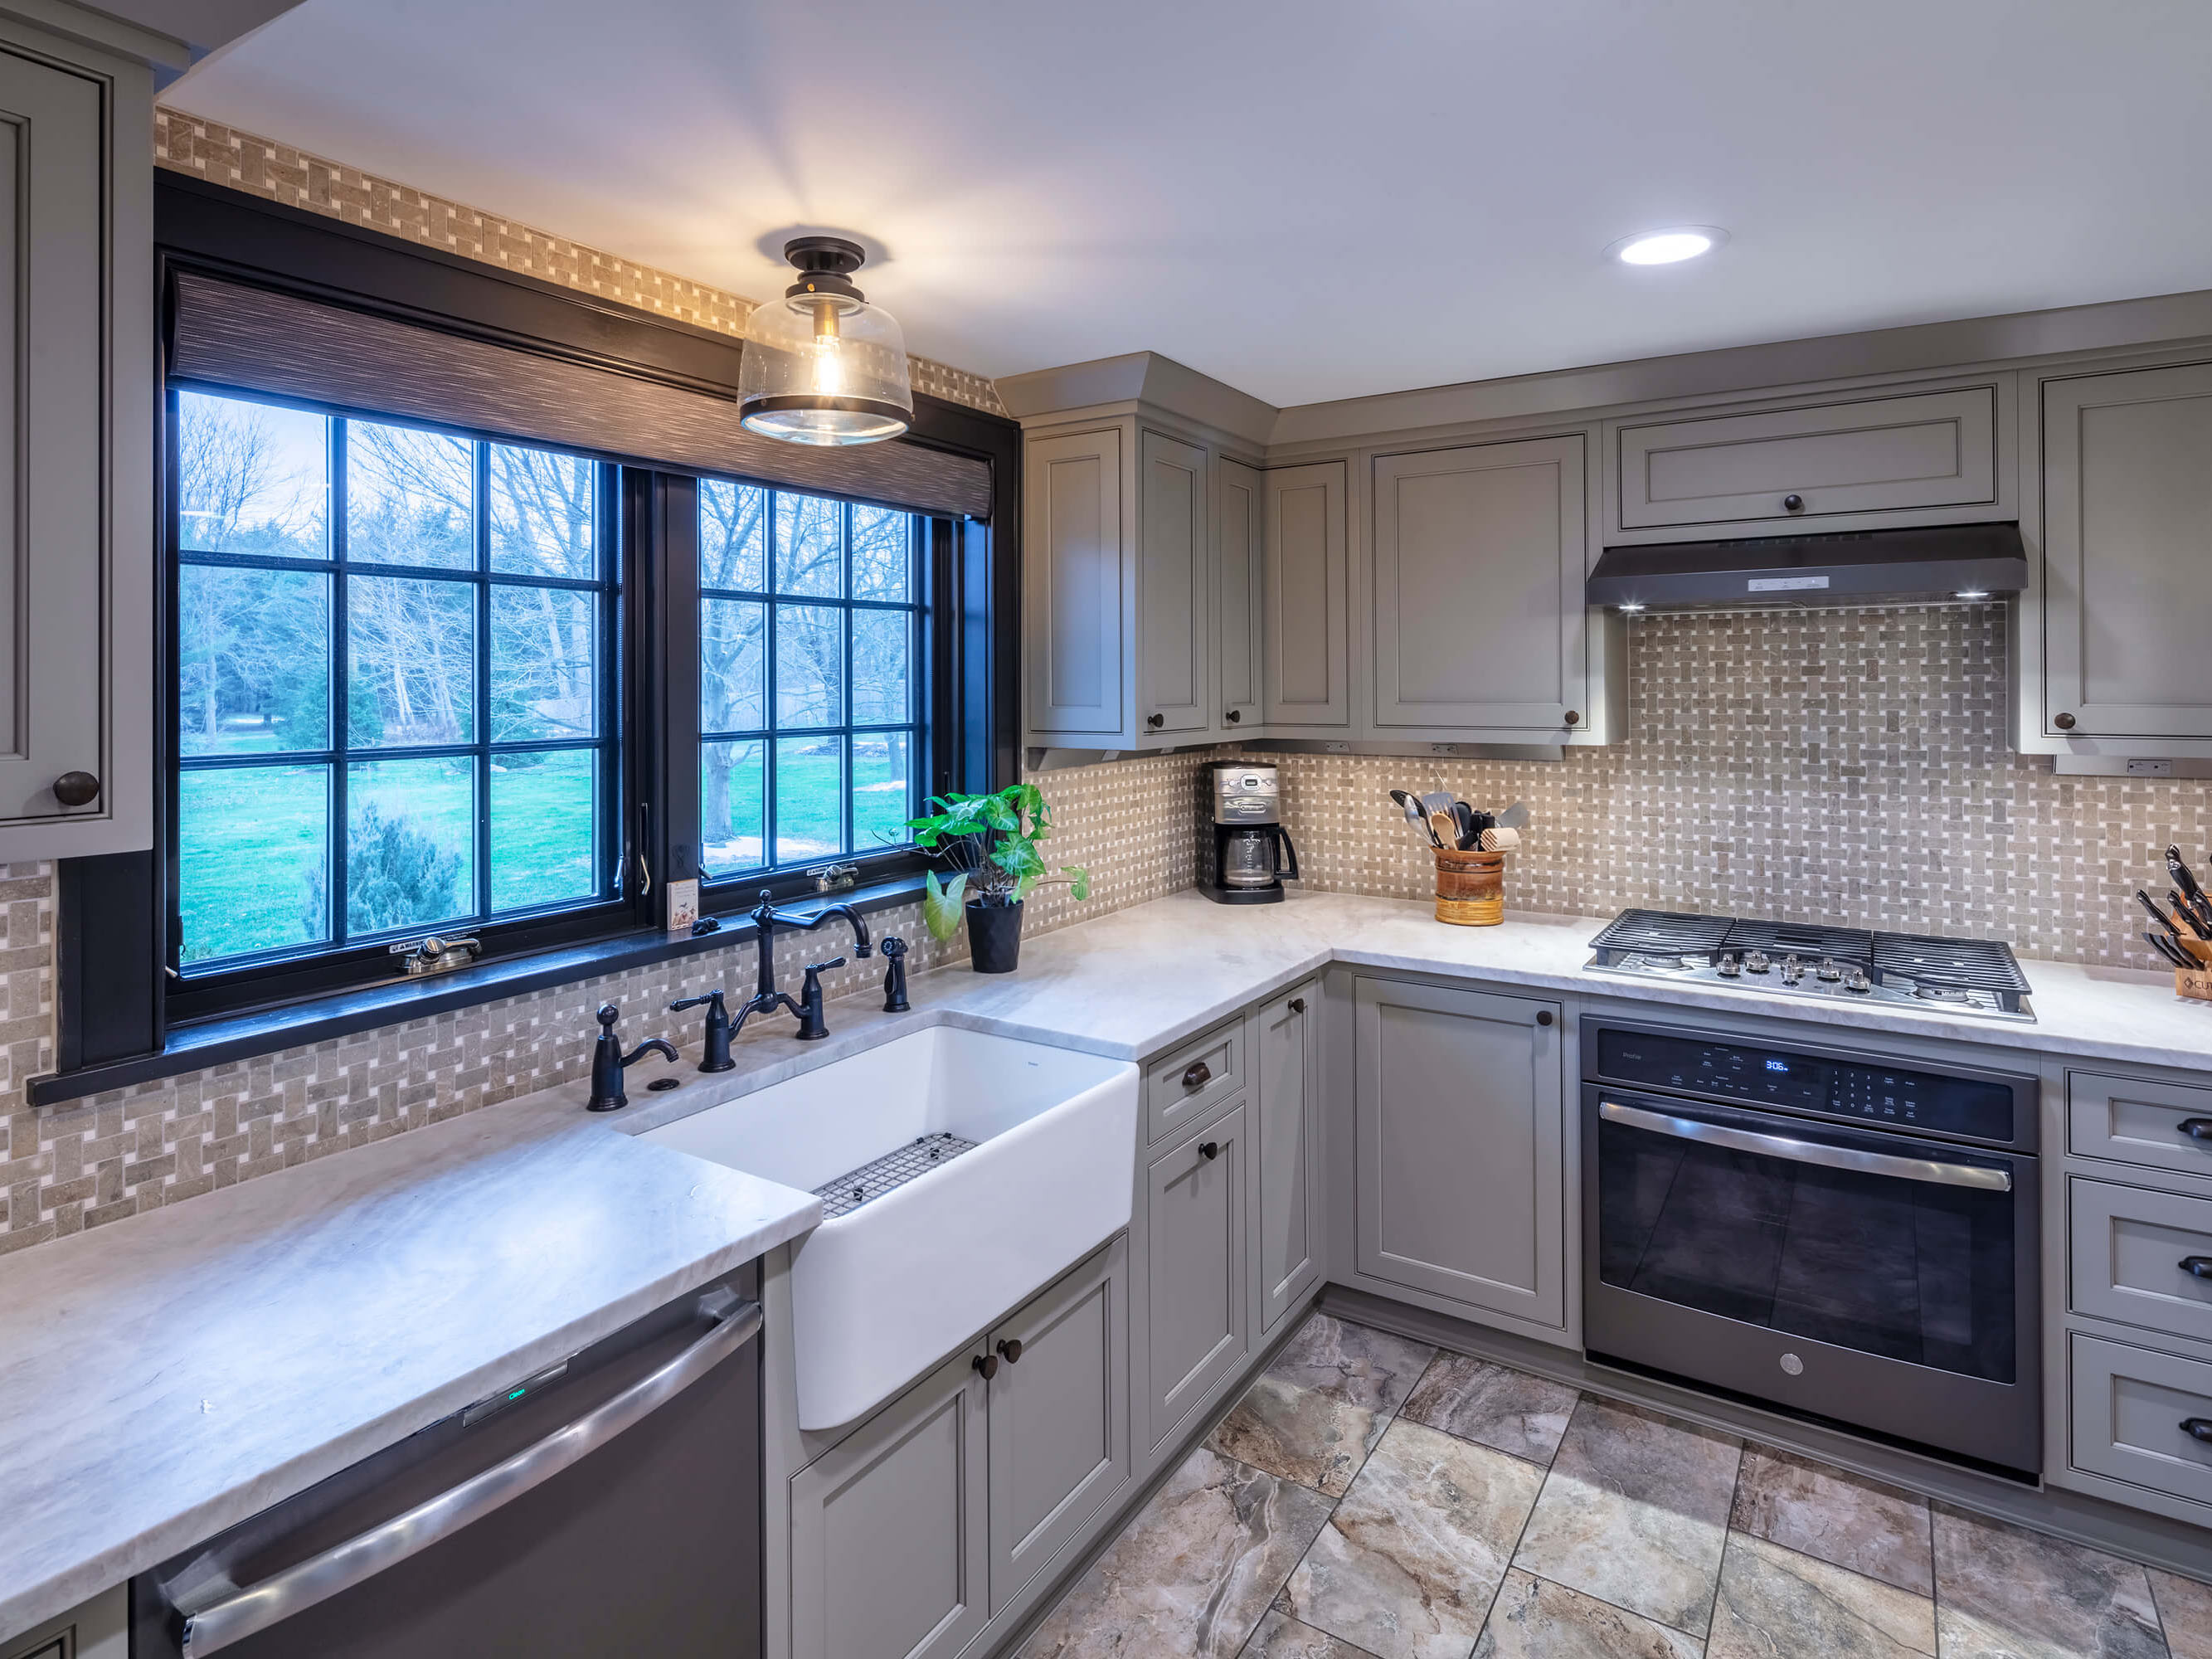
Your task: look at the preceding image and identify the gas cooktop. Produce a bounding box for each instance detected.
[1583,909,2035,1021]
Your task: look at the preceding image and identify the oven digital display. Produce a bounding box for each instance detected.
[1596,1029,2015,1142]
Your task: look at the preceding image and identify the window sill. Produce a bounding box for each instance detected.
[29,874,931,1107]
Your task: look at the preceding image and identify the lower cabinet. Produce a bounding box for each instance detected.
[1252,981,1323,1335]
[1353,977,1565,1328]
[0,1586,124,1659]
[1145,1103,1250,1449]
[790,1240,1128,1659]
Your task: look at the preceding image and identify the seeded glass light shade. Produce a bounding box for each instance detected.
[739,236,913,447]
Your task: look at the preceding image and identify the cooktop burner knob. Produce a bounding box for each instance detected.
[1743,950,1771,974]
[1845,967,1873,993]
[1780,954,1804,984]
[1816,956,1843,982]
[1716,952,1742,977]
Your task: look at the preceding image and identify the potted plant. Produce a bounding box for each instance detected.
[905,783,1089,973]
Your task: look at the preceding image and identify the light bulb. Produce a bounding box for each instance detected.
[809,337,845,397]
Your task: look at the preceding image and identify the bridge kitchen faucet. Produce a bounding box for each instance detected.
[722,890,873,1045]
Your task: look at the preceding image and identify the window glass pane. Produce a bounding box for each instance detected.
[701,599,766,733]
[775,605,843,727]
[701,479,766,591]
[346,757,475,934]
[348,421,473,569]
[773,494,840,596]
[348,576,476,747]
[177,764,330,963]
[702,738,765,875]
[489,445,596,578]
[178,566,330,756]
[177,390,328,559]
[850,507,910,601]
[852,732,911,854]
[492,586,597,742]
[775,736,843,865]
[492,749,596,911]
[850,609,911,725]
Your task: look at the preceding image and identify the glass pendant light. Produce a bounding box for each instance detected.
[738,236,913,446]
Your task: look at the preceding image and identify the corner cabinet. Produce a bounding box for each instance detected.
[1262,461,1353,732]
[0,13,162,858]
[1251,980,1324,1335]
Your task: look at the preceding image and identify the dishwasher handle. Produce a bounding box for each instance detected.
[1597,1100,2014,1193]
[174,1288,762,1658]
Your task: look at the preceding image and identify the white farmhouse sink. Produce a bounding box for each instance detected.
[644,1025,1138,1429]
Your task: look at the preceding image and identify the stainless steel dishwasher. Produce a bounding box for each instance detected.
[132,1265,762,1659]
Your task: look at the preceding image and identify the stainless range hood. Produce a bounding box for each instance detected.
[1585,522,2027,611]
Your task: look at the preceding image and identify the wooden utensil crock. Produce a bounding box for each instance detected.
[1434,846,1505,926]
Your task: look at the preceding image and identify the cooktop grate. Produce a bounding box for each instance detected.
[1587,910,1734,955]
[1721,918,1876,964]
[1872,932,2033,994]
[814,1133,979,1219]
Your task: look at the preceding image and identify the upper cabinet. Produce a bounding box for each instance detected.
[1371,435,1589,737]
[1213,456,1265,734]
[1137,431,1211,738]
[2033,358,2212,747]
[1262,461,1351,732]
[0,13,164,859]
[1606,377,2009,545]
[1023,426,1128,741]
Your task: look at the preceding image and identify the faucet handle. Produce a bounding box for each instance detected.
[882,936,907,958]
[596,1002,620,1033]
[668,990,726,1014]
[804,957,848,979]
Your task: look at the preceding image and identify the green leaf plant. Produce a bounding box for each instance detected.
[905,783,1091,943]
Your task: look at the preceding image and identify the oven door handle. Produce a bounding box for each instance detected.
[1599,1100,2014,1192]
[171,1288,762,1658]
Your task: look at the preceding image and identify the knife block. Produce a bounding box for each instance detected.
[2176,936,2212,1001]
[1435,847,1505,927]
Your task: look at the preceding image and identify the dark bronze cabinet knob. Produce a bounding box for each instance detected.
[1225,708,1242,723]
[1146,713,1164,729]
[2054,712,2078,731]
[1537,1010,1554,1026]
[1288,997,1306,1014]
[2180,1256,2212,1281]
[996,1338,1024,1365]
[2181,1117,2212,1141]
[1182,1060,1212,1091]
[1198,1141,1220,1160]
[1782,493,1806,512]
[52,771,99,807]
[2185,1418,2212,1444]
[973,1352,999,1380]
[1563,710,1580,727]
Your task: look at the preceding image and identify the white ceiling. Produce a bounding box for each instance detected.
[168,0,2212,409]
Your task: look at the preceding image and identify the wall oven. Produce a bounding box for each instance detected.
[1582,1019,2040,1475]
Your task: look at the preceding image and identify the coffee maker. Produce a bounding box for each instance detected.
[1203,762,1300,904]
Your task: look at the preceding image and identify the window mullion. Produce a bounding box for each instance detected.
[841,502,854,861]
[474,440,493,925]
[329,416,350,949]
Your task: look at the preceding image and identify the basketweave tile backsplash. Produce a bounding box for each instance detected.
[0,752,1211,1257]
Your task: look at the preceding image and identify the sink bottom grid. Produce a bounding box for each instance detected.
[814,1132,980,1218]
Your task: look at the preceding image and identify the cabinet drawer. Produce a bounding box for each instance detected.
[1145,1016,1247,1142]
[2069,1333,2212,1510]
[2071,1177,2212,1345]
[2069,1072,2212,1180]
[1615,385,1996,531]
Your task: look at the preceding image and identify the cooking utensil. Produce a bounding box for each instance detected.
[1420,789,1456,816]
[2146,930,2198,970]
[1451,802,1478,850]
[1428,807,1462,849]
[1497,801,1529,832]
[1390,789,1441,847]
[1481,826,1522,852]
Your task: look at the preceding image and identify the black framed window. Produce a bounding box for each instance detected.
[171,387,622,979]
[694,480,923,883]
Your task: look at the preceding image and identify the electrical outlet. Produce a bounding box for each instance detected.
[665,878,699,933]
[2127,759,2176,777]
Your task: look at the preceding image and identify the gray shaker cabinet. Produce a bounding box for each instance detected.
[1145,1102,1250,1449]
[1138,430,1211,737]
[1372,436,1587,735]
[1213,455,1266,736]
[0,20,157,857]
[1023,426,1127,740]
[789,1343,989,1659]
[2039,360,2212,742]
[987,1237,1130,1613]
[1252,980,1324,1335]
[1262,460,1352,731]
[1354,977,1565,1329]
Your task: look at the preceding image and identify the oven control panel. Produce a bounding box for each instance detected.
[1591,1028,2020,1144]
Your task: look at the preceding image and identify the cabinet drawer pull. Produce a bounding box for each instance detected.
[1782,493,1805,513]
[973,1352,999,1380]
[1198,1141,1220,1161]
[1181,1060,1212,1091]
[996,1338,1024,1365]
[52,770,100,807]
[2182,1257,2212,1281]
[1287,997,1306,1014]
[2054,712,2078,730]
[2180,1118,2212,1142]
[2185,1418,2212,1445]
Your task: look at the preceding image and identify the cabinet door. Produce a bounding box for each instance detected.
[988,1237,1130,1612]
[1615,385,1997,531]
[1373,437,1586,732]
[1252,981,1323,1335]
[1023,426,1125,737]
[1138,430,1209,737]
[0,1585,124,1659]
[1354,978,1564,1327]
[0,46,145,854]
[2042,362,2212,740]
[790,1348,989,1659]
[1145,1104,1249,1448]
[1263,461,1350,729]
[1214,455,1265,735]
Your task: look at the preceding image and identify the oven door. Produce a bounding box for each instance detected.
[1582,1085,2040,1473]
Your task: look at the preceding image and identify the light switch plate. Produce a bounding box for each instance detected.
[666,878,699,933]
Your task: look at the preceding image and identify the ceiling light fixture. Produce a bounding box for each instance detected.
[738,236,912,446]
[1607,226,1729,266]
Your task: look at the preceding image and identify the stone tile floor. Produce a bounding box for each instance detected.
[1018,1312,2212,1659]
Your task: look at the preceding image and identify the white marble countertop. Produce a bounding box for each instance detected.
[9,885,2210,1637]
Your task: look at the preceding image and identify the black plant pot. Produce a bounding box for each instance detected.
[966,899,1024,974]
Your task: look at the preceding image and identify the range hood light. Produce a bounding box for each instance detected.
[1952,589,1991,601]
[1608,226,1729,265]
[738,236,912,447]
[1616,601,1646,613]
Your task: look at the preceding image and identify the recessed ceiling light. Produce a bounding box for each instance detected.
[1607,226,1729,266]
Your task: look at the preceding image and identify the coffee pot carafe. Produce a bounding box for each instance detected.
[1203,763,1300,905]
